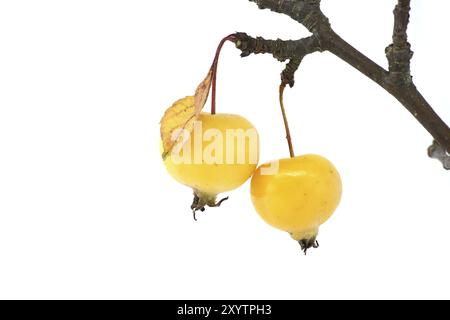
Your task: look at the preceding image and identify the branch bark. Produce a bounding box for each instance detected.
[235,33,321,86]
[239,0,450,169]
[386,0,413,85]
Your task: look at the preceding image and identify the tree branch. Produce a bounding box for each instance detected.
[234,33,321,86]
[244,0,450,169]
[323,31,450,158]
[250,0,330,34]
[235,33,321,61]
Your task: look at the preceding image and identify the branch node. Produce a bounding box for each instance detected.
[386,0,414,86]
[234,33,290,61]
[428,141,450,170]
[281,58,302,88]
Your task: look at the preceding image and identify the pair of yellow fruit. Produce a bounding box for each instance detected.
[163,96,342,252]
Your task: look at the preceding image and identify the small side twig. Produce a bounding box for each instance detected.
[234,33,321,86]
[281,58,302,88]
[385,0,414,85]
[234,33,321,63]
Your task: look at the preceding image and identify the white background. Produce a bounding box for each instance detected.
[0,0,449,300]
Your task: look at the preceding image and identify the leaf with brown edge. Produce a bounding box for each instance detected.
[160,69,213,160]
[194,69,213,115]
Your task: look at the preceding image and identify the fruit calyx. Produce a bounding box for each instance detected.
[190,190,229,221]
[298,237,319,255]
[290,228,320,255]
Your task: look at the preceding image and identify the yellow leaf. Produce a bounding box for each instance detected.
[160,69,213,159]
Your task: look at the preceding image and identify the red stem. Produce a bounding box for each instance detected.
[211,34,237,114]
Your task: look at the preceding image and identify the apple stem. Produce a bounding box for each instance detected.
[211,34,237,115]
[279,84,295,158]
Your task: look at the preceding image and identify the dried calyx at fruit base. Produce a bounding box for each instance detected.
[190,191,229,221]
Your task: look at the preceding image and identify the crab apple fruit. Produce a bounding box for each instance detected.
[250,154,342,252]
[163,110,259,217]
